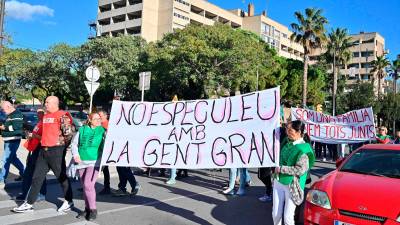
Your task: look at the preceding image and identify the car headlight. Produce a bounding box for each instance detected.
[306,190,332,209]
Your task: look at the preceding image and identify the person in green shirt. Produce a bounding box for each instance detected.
[71,112,105,221]
[272,120,315,225]
[376,126,391,144]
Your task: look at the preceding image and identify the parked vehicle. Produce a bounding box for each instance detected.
[304,144,400,225]
[21,112,39,138]
[68,110,88,130]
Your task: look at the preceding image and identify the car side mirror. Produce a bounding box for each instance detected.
[336,157,345,169]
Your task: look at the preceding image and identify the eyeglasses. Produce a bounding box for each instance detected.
[92,118,101,121]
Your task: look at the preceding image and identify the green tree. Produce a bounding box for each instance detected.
[0,48,36,100]
[147,24,282,101]
[291,8,328,107]
[370,55,390,99]
[326,28,353,115]
[20,44,81,105]
[343,82,375,111]
[79,35,146,104]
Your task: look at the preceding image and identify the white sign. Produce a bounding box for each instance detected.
[84,81,100,96]
[101,87,281,169]
[85,66,101,82]
[291,107,376,144]
[138,71,151,91]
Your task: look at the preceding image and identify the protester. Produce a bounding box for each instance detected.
[0,101,24,188]
[16,109,47,202]
[97,110,111,195]
[393,131,400,144]
[112,167,140,197]
[13,96,74,213]
[222,168,238,195]
[258,167,272,202]
[71,112,105,221]
[376,126,391,144]
[272,120,315,225]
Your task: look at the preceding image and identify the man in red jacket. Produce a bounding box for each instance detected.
[13,96,75,213]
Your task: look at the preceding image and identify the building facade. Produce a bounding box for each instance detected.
[96,0,304,60]
[310,32,387,92]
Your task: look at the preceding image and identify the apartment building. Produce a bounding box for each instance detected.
[310,32,386,92]
[95,0,304,60]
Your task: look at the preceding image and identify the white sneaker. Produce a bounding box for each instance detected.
[222,188,234,195]
[57,200,73,212]
[12,202,33,213]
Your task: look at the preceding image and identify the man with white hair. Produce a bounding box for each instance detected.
[13,96,75,213]
[0,101,24,188]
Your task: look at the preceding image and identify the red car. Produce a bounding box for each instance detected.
[304,144,400,225]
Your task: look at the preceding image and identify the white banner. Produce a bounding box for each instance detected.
[291,107,376,144]
[101,87,281,168]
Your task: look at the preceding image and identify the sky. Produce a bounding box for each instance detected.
[4,0,400,61]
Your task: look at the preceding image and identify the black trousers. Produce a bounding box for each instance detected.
[116,167,137,191]
[27,146,73,204]
[21,149,47,198]
[258,168,272,196]
[102,166,110,189]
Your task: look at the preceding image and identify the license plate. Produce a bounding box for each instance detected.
[334,220,353,225]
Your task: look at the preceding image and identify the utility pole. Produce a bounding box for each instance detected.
[0,0,5,58]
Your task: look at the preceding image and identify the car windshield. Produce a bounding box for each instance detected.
[340,149,400,179]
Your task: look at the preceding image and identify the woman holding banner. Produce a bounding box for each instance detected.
[71,112,106,221]
[272,120,315,225]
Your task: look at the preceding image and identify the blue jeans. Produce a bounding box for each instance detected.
[21,150,47,197]
[227,168,238,190]
[116,167,137,191]
[169,168,177,180]
[238,168,250,191]
[0,139,24,183]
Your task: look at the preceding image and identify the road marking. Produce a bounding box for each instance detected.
[99,190,215,215]
[0,208,66,225]
[0,200,16,209]
[65,221,99,225]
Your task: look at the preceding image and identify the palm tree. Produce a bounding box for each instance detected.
[291,8,328,107]
[326,28,353,115]
[370,55,390,99]
[392,55,400,94]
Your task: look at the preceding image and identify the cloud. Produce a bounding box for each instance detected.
[5,0,54,21]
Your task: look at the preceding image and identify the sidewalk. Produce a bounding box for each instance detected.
[0,138,119,188]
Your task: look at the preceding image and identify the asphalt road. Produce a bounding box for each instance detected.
[0,161,335,225]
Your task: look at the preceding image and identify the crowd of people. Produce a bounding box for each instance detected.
[0,96,398,224]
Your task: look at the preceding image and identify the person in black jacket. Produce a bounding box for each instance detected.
[0,101,25,188]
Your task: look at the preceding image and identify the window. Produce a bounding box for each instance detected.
[353,52,360,58]
[175,0,190,6]
[348,63,359,69]
[273,28,280,40]
[282,33,288,39]
[174,12,189,21]
[361,63,370,68]
[261,23,270,35]
[361,51,374,58]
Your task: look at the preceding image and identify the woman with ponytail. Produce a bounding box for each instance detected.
[71,112,105,221]
[272,120,315,225]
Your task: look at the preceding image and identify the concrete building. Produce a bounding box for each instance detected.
[310,32,387,93]
[95,0,304,60]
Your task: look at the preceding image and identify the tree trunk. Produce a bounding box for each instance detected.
[332,52,337,116]
[378,73,381,100]
[303,54,309,108]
